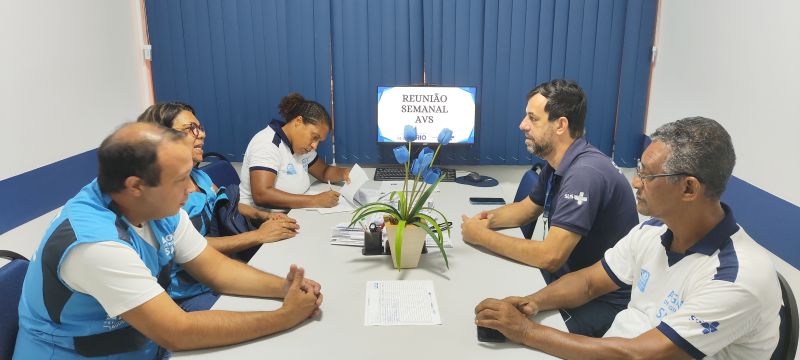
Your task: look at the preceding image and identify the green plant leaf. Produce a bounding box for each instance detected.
[408,174,444,218]
[394,220,406,270]
[350,203,389,218]
[349,203,388,223]
[410,219,449,269]
[420,207,451,238]
[349,204,400,227]
[394,190,408,218]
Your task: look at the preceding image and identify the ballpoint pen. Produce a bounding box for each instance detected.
[327,180,333,191]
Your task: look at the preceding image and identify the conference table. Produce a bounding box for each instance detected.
[174,165,566,359]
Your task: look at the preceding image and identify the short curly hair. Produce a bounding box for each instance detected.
[650,116,736,199]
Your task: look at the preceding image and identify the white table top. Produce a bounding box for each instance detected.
[174,165,565,359]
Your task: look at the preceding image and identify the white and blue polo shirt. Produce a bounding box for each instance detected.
[240,120,319,210]
[602,204,781,359]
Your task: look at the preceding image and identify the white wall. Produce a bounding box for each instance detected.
[0,0,151,255]
[0,0,152,180]
[648,4,800,353]
[646,0,800,206]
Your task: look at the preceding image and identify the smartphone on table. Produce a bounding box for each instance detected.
[477,326,507,342]
[469,197,506,205]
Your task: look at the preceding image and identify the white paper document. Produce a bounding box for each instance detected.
[340,163,370,206]
[364,280,442,326]
[307,164,382,214]
[303,187,354,214]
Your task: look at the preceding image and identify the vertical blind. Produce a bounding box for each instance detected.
[145,0,333,162]
[330,0,424,164]
[146,0,656,165]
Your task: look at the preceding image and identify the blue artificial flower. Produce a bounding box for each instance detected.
[411,147,434,176]
[417,147,434,168]
[404,125,417,142]
[393,146,410,164]
[411,158,423,176]
[422,167,441,184]
[437,128,453,145]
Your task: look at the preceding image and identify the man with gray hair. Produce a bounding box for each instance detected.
[475,117,781,359]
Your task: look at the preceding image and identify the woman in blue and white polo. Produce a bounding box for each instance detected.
[240,93,350,210]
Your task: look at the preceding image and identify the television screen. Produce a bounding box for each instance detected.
[377,86,477,144]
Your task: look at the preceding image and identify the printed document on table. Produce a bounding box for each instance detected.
[364,280,442,326]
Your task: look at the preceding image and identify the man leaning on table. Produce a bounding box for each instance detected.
[475,117,781,359]
[461,79,639,337]
[14,123,323,359]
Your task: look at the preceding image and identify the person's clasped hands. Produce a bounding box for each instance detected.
[281,264,323,323]
[474,296,539,345]
[460,211,494,245]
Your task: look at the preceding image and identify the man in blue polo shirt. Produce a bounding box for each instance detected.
[475,117,781,359]
[462,79,639,337]
[14,123,323,359]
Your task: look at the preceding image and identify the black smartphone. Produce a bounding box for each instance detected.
[469,197,506,205]
[477,326,506,342]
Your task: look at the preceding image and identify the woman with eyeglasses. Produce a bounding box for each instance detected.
[137,102,299,311]
[239,92,350,210]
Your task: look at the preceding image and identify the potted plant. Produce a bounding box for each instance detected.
[349,125,452,269]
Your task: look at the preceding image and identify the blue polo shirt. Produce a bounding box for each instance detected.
[530,137,638,306]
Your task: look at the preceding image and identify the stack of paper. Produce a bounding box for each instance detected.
[330,223,454,248]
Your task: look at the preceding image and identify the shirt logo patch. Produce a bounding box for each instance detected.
[103,315,127,330]
[287,163,297,175]
[161,234,175,256]
[637,269,650,292]
[691,315,720,334]
[563,192,588,205]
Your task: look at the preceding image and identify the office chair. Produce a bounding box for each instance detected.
[0,250,29,360]
[198,152,240,188]
[514,163,544,239]
[772,271,798,360]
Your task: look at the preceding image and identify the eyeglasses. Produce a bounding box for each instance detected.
[635,159,702,183]
[180,123,205,138]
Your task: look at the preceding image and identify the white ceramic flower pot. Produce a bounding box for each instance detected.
[386,224,426,269]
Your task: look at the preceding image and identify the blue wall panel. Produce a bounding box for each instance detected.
[145,0,333,163]
[723,177,800,268]
[0,150,97,235]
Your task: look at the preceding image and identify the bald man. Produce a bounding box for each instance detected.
[14,123,323,359]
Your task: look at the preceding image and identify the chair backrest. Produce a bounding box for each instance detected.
[199,152,240,188]
[772,271,798,360]
[514,164,543,239]
[0,250,29,360]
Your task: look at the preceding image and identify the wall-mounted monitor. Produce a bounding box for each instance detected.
[377,85,477,144]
